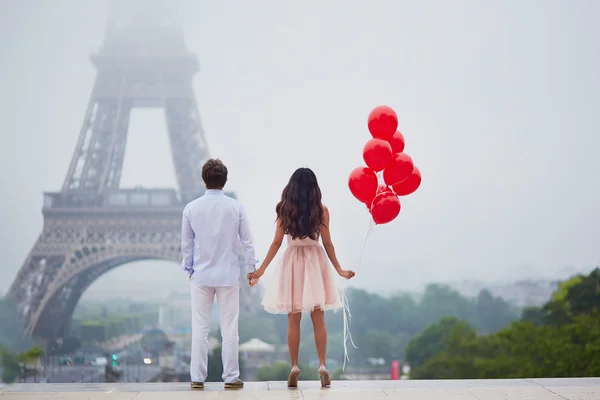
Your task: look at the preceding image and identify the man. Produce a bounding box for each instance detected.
[181,158,257,390]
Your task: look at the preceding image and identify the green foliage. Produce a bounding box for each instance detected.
[408,267,600,379]
[0,347,20,384]
[18,345,43,364]
[521,267,600,327]
[414,313,600,379]
[0,298,43,384]
[0,344,44,384]
[285,284,519,367]
[405,317,476,369]
[520,306,545,326]
[552,276,584,302]
[0,298,36,353]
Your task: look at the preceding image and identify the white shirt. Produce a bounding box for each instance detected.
[181,189,257,287]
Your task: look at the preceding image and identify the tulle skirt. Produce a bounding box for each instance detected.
[262,237,343,314]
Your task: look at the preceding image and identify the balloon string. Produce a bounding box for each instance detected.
[340,218,374,379]
[376,171,384,187]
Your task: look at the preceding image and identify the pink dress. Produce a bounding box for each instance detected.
[262,235,343,314]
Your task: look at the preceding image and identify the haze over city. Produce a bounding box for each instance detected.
[1,0,599,301]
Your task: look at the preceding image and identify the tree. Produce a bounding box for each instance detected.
[520,306,545,326]
[207,283,520,370]
[0,346,21,384]
[552,275,584,302]
[405,317,476,370]
[564,267,600,316]
[526,267,600,327]
[408,268,600,380]
[475,289,520,333]
[418,284,477,329]
[0,345,44,384]
[361,329,398,361]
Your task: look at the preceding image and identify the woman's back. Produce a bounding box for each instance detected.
[286,234,320,247]
[276,168,324,241]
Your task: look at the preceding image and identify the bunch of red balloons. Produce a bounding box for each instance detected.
[348,106,422,224]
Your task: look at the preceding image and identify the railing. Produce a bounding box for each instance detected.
[43,189,237,209]
[43,189,181,209]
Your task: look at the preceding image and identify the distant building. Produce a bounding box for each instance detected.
[239,338,283,381]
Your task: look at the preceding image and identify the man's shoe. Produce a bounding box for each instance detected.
[224,379,244,389]
[190,381,204,390]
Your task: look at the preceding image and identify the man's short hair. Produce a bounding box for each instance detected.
[202,158,228,189]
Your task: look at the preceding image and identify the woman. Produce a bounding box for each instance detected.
[249,167,355,388]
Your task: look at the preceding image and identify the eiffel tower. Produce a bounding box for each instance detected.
[7,0,261,340]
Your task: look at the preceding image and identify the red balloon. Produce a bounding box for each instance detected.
[362,139,393,172]
[368,106,398,140]
[367,185,393,207]
[370,191,401,224]
[387,131,405,154]
[348,167,378,204]
[383,153,414,186]
[392,167,421,196]
[366,184,392,208]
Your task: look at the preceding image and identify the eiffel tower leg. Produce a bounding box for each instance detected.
[7,248,67,337]
[165,98,209,201]
[62,82,132,193]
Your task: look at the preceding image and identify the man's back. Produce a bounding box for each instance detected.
[184,158,254,388]
[181,189,254,287]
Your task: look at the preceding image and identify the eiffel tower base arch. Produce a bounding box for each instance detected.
[8,191,261,340]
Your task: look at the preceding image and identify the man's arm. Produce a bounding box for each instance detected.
[181,210,195,278]
[238,204,258,274]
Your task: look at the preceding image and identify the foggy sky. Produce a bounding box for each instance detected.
[1,0,599,300]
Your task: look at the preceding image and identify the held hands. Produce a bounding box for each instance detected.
[247,273,258,287]
[248,268,264,287]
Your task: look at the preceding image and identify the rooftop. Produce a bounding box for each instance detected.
[1,378,599,399]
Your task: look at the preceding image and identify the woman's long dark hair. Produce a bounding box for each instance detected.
[276,167,324,240]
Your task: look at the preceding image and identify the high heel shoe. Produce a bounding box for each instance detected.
[318,365,331,387]
[287,366,300,388]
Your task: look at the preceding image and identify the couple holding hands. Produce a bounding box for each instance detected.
[181,159,355,390]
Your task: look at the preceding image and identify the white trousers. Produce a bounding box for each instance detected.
[190,281,240,383]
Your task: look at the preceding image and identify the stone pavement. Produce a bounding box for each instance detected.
[1,378,599,399]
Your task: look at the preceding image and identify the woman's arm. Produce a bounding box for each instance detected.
[320,206,355,279]
[251,219,284,281]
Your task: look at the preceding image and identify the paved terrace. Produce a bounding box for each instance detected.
[1,378,599,399]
